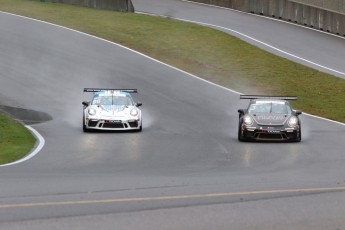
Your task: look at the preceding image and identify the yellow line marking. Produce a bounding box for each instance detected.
[1,186,345,209]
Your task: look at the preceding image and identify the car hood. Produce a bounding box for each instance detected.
[252,114,290,126]
[95,105,132,117]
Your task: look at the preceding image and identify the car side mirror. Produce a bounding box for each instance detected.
[295,110,302,116]
[136,102,142,107]
[238,109,245,115]
[82,101,90,107]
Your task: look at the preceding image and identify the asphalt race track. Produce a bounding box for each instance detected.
[1,0,345,229]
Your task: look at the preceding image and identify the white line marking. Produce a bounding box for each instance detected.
[0,125,45,167]
[137,11,345,78]
[303,112,345,126]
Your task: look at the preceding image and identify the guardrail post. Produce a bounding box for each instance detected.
[309,6,316,28]
[318,9,324,30]
[324,10,332,32]
[296,3,303,23]
[277,0,285,18]
[268,0,277,17]
[301,4,306,25]
[339,14,345,36]
[248,0,256,13]
[239,0,250,12]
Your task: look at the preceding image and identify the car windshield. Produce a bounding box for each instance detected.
[248,101,292,114]
[91,95,134,106]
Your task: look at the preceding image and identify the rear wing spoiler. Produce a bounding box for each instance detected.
[240,95,297,100]
[83,88,138,93]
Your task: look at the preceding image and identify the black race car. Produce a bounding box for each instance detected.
[238,95,302,142]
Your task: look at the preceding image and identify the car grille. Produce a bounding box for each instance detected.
[256,133,286,140]
[103,123,124,128]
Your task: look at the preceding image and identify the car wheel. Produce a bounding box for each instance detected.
[138,121,142,132]
[238,123,244,141]
[83,116,88,132]
[296,128,301,142]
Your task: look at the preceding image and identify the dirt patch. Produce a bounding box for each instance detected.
[0,105,52,125]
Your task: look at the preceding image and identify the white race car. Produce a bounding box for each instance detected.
[82,88,142,132]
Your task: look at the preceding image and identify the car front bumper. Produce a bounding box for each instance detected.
[241,125,300,141]
[85,118,141,131]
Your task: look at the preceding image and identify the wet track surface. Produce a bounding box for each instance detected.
[1,1,345,229]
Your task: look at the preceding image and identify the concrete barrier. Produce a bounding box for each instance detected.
[38,0,134,12]
[189,0,345,36]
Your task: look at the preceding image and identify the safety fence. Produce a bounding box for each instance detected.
[189,0,345,36]
[294,0,345,13]
[37,0,134,12]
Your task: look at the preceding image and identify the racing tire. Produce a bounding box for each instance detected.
[295,128,301,142]
[238,123,244,142]
[137,121,142,132]
[82,116,88,132]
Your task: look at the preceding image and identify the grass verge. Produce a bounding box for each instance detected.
[0,0,344,164]
[0,113,35,165]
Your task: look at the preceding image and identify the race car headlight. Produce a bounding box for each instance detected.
[288,116,298,127]
[243,115,254,126]
[130,109,139,117]
[88,108,97,116]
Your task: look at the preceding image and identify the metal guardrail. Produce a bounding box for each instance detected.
[38,0,135,12]
[190,0,345,36]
